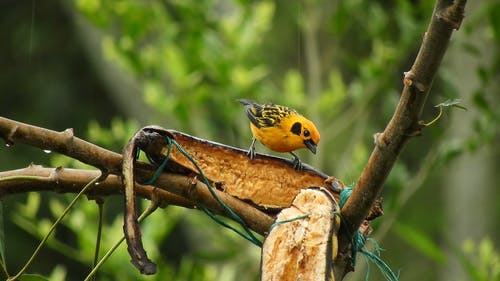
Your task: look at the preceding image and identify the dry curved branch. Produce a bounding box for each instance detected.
[122,128,158,274]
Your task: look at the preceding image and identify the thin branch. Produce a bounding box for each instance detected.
[8,174,101,281]
[338,0,467,274]
[84,200,159,281]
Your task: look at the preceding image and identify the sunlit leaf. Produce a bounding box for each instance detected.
[48,265,67,281]
[18,193,41,219]
[49,200,65,219]
[455,237,499,281]
[456,250,487,281]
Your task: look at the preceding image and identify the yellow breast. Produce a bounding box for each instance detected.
[249,120,308,153]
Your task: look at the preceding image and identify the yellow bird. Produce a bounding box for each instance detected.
[238,99,320,169]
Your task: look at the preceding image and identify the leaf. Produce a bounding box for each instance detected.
[472,91,491,113]
[454,238,491,281]
[456,251,487,281]
[19,274,51,281]
[48,265,67,281]
[440,141,465,164]
[461,42,481,57]
[488,3,500,44]
[393,222,447,264]
[434,99,467,111]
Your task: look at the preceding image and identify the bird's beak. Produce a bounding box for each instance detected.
[304,139,317,154]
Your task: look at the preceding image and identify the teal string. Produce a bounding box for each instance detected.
[340,187,399,281]
[141,139,173,185]
[142,136,262,247]
[339,187,353,208]
[269,214,311,231]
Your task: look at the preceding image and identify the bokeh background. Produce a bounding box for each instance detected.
[0,0,498,280]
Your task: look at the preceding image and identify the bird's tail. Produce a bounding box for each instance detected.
[237,99,256,106]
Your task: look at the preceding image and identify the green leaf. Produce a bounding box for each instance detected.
[462,42,482,57]
[472,91,491,113]
[455,238,494,281]
[18,193,41,219]
[48,265,67,281]
[488,3,500,44]
[393,222,447,264]
[456,251,487,281]
[439,141,465,163]
[49,200,65,219]
[435,98,467,111]
[19,274,51,281]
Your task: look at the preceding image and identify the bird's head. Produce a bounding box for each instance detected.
[289,117,320,154]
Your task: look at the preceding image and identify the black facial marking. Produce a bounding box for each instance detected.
[291,122,302,136]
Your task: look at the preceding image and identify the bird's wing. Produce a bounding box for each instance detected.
[238,99,297,129]
[238,99,266,128]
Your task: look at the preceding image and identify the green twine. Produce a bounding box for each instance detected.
[339,187,353,209]
[269,214,311,231]
[140,135,262,247]
[141,139,173,186]
[339,187,399,281]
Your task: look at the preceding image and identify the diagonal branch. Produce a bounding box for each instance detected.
[339,0,467,260]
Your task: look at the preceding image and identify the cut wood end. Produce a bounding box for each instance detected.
[262,188,339,281]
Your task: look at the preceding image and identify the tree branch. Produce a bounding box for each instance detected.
[0,117,274,236]
[0,165,193,207]
[338,0,467,266]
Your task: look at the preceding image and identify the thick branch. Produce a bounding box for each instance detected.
[0,117,274,235]
[0,165,194,207]
[339,0,467,252]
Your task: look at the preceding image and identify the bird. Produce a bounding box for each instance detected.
[238,99,320,170]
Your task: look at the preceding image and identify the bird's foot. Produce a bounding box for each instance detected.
[290,152,303,170]
[247,148,256,160]
[246,138,257,160]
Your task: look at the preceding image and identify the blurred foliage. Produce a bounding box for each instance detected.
[393,222,447,265]
[75,0,276,144]
[0,0,498,280]
[459,237,500,281]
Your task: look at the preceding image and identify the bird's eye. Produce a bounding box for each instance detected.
[304,129,310,137]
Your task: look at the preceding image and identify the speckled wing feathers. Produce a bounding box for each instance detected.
[238,99,297,129]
